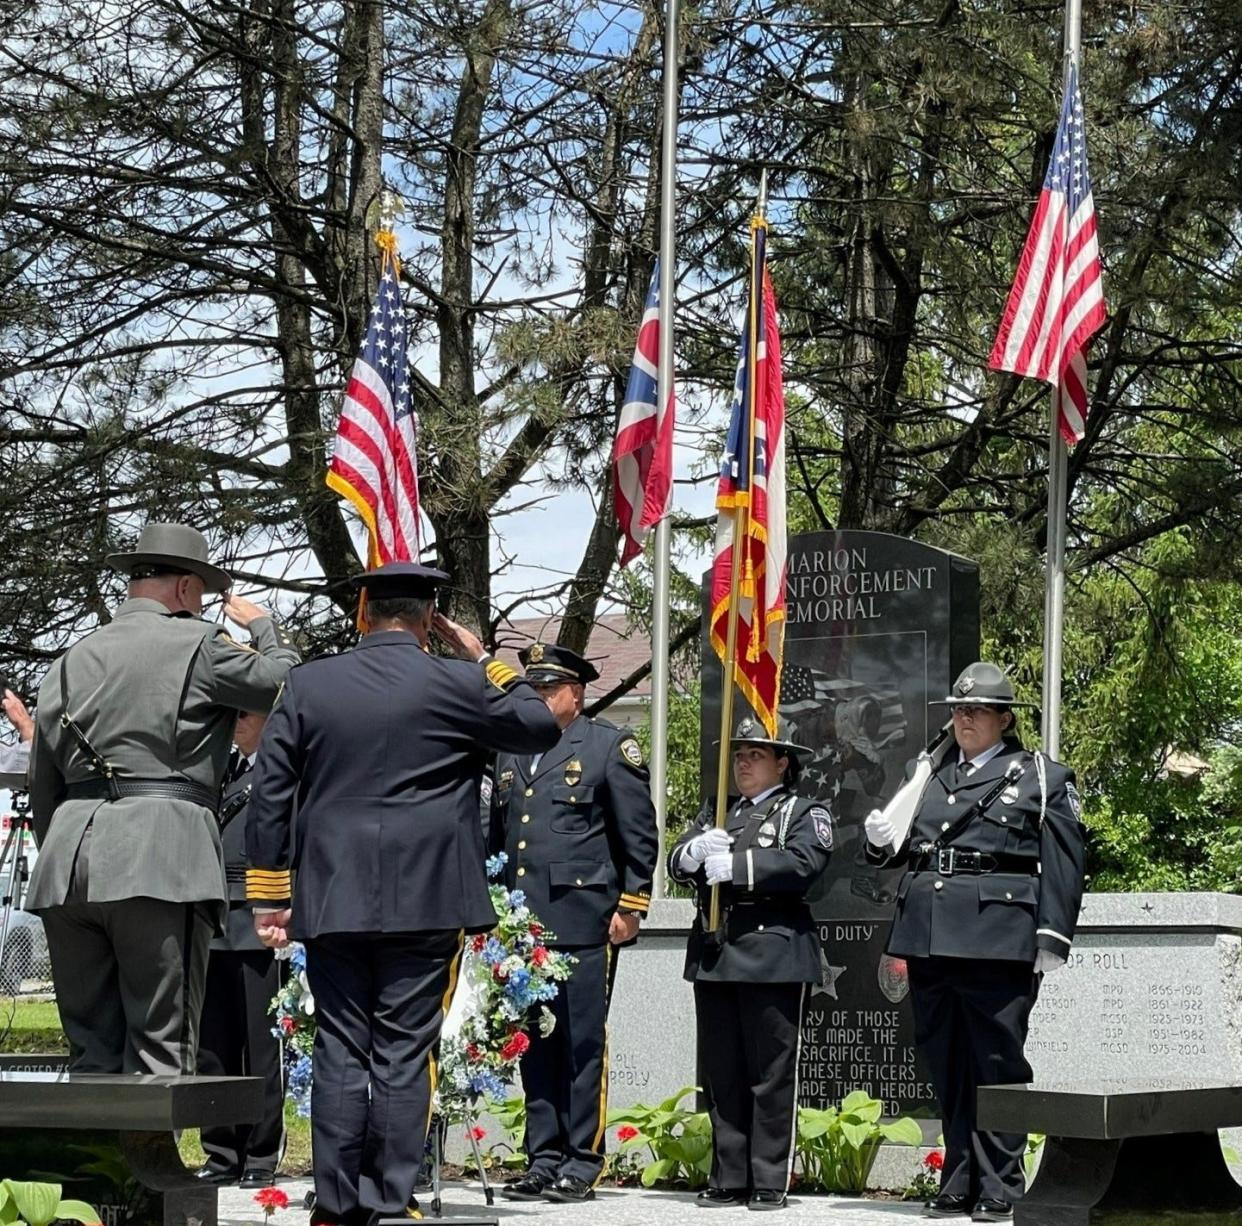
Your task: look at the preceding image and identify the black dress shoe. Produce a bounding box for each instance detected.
[193,1167,237,1186]
[925,1195,973,1218]
[971,1201,1012,1222]
[748,1190,787,1211]
[696,1188,746,1208]
[541,1174,595,1203]
[239,1170,277,1189]
[501,1172,555,1201]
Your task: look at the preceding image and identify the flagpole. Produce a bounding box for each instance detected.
[709,172,767,934]
[1041,0,1081,760]
[649,0,679,900]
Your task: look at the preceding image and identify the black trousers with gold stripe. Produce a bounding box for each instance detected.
[520,943,618,1184]
[304,930,463,1221]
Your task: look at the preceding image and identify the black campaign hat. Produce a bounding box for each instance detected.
[930,661,1037,709]
[518,642,599,685]
[350,562,450,600]
[106,522,232,593]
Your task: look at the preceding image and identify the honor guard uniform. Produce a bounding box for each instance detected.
[864,663,1086,1223]
[669,717,833,1212]
[195,712,286,1189]
[245,564,560,1226]
[26,522,298,1075]
[491,643,659,1204]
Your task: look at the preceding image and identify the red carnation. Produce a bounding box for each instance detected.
[532,946,549,967]
[472,934,487,952]
[466,1043,483,1062]
[279,1016,295,1035]
[471,1126,487,1141]
[924,1151,944,1171]
[492,965,507,981]
[254,1187,289,1219]
[616,1125,639,1143]
[530,923,543,936]
[500,1031,531,1061]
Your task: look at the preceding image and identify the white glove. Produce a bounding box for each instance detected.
[704,851,734,886]
[681,826,733,869]
[864,808,897,849]
[1034,950,1066,974]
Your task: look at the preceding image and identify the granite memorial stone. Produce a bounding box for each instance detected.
[699,529,979,1114]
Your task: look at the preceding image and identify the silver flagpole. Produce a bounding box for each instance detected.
[649,0,680,898]
[1041,0,1081,760]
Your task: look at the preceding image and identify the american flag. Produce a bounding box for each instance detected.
[780,663,907,750]
[326,238,420,565]
[710,222,787,737]
[612,261,674,567]
[989,64,1106,444]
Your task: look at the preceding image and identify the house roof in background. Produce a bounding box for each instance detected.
[495,613,651,702]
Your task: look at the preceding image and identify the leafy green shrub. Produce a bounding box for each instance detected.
[607,1087,712,1188]
[0,1180,99,1226]
[794,1091,922,1193]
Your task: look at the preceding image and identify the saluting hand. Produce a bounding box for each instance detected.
[2,690,34,744]
[223,592,270,629]
[254,908,292,950]
[431,613,486,662]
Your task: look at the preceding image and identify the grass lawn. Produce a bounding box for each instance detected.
[1,994,312,1175]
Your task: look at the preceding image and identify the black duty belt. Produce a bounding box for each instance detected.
[65,777,220,812]
[910,847,1037,877]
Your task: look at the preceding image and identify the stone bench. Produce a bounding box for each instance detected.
[977,1079,1242,1223]
[0,1069,263,1226]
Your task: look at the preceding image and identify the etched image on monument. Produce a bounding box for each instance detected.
[700,529,979,1113]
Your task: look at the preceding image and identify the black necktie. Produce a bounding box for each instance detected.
[956,760,973,783]
[228,754,251,786]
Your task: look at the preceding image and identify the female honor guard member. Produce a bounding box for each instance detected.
[864,663,1086,1224]
[669,717,833,1212]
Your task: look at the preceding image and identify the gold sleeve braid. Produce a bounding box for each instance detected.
[485,658,519,692]
[619,891,651,915]
[246,868,292,902]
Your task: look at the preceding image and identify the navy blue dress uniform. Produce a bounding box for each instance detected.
[489,644,659,1202]
[668,717,833,1210]
[865,663,1086,1221]
[245,564,560,1226]
[196,747,286,1187]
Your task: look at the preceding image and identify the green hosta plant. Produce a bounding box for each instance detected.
[795,1091,923,1193]
[0,1181,99,1226]
[607,1087,712,1189]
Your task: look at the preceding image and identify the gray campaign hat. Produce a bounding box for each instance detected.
[930,661,1037,708]
[727,714,812,759]
[106,522,231,593]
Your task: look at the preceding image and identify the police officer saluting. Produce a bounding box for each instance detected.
[492,644,659,1204]
[26,522,298,1074]
[245,563,559,1226]
[864,663,1086,1223]
[669,716,833,1212]
[195,710,286,1189]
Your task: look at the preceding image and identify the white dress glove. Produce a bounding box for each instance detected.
[864,808,897,849]
[681,826,733,869]
[1034,949,1066,974]
[704,851,734,886]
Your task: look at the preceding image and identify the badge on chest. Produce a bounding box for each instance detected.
[564,760,582,786]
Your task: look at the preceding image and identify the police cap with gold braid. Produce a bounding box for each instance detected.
[519,642,600,686]
[350,561,450,599]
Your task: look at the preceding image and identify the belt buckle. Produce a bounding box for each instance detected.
[937,848,955,876]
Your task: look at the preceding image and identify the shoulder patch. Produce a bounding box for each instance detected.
[1065,781,1082,821]
[809,805,833,850]
[619,737,644,768]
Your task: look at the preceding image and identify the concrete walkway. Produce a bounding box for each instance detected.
[219,1178,926,1225]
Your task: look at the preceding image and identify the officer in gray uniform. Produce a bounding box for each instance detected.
[864,663,1086,1224]
[196,710,286,1189]
[26,522,299,1075]
[669,717,833,1212]
[490,644,659,1205]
